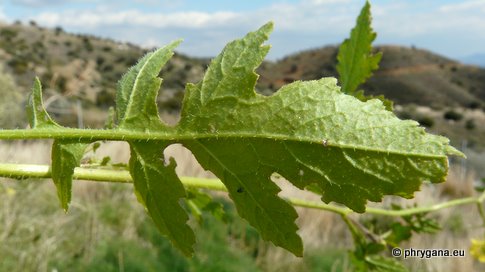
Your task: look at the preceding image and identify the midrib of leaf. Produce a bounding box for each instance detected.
[123,51,160,123]
[0,129,455,159]
[343,18,370,92]
[26,77,58,129]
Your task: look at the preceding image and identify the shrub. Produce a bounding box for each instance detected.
[443,110,463,121]
[417,116,434,128]
[55,26,64,36]
[467,100,481,109]
[465,119,475,130]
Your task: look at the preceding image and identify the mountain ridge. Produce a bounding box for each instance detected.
[258,45,485,109]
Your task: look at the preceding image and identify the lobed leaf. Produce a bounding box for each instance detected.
[116,40,181,130]
[175,22,462,255]
[337,1,382,95]
[51,140,88,211]
[27,78,89,211]
[115,41,195,255]
[26,77,58,129]
[129,142,195,256]
[16,2,464,258]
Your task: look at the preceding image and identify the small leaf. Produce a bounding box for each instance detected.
[130,141,195,256]
[116,40,181,130]
[386,223,412,246]
[100,156,111,166]
[337,1,382,95]
[26,78,90,211]
[104,106,116,129]
[186,188,227,223]
[365,255,408,272]
[26,77,58,129]
[92,142,101,153]
[354,90,394,111]
[51,140,88,211]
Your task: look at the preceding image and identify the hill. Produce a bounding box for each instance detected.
[258,45,485,109]
[0,21,208,127]
[1,21,484,154]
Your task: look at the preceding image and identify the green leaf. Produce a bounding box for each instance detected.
[26,77,89,211]
[386,223,412,246]
[51,140,88,211]
[337,1,382,95]
[26,77,58,129]
[175,22,461,256]
[129,141,195,256]
[186,188,227,223]
[115,40,195,256]
[354,90,394,112]
[365,255,408,272]
[104,106,116,129]
[116,40,181,130]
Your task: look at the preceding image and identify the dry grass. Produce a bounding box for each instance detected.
[1,140,485,271]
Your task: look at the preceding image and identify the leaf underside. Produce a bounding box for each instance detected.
[25,16,462,257]
[130,141,195,256]
[27,78,88,211]
[51,140,88,211]
[115,43,196,256]
[174,22,460,255]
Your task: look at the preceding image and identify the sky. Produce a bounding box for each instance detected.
[1,0,484,61]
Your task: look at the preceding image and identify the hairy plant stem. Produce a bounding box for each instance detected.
[1,162,484,217]
[0,129,452,159]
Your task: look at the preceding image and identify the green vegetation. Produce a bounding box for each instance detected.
[444,110,463,121]
[0,1,484,271]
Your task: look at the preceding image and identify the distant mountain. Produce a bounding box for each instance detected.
[258,46,485,109]
[0,21,209,127]
[461,53,485,67]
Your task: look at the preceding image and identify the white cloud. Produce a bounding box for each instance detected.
[374,1,485,36]
[439,0,485,12]
[33,10,241,29]
[10,0,89,7]
[0,6,8,22]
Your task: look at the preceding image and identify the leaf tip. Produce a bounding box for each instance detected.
[447,146,466,158]
[261,21,274,33]
[169,39,183,49]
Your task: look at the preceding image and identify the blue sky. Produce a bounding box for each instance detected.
[1,0,484,61]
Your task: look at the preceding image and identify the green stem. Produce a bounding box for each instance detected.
[476,201,485,228]
[1,163,484,217]
[0,129,448,159]
[0,128,174,141]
